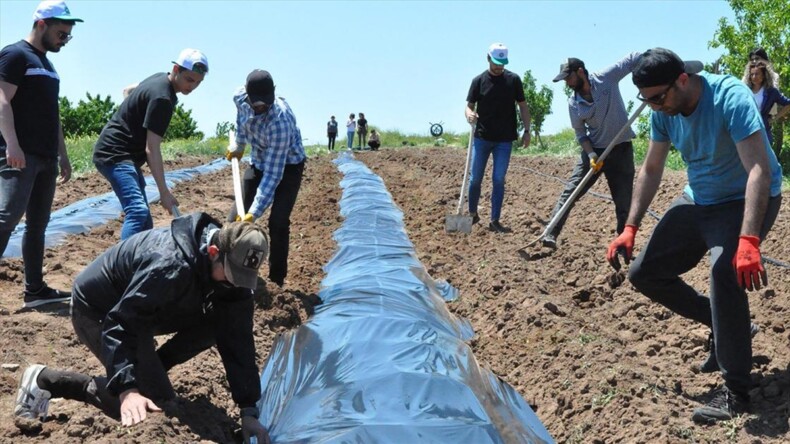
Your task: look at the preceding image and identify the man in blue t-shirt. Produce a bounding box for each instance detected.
[607,48,782,424]
[0,0,83,309]
[465,43,531,233]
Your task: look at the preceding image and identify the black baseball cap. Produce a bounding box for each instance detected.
[246,69,275,106]
[749,47,769,62]
[632,48,703,88]
[552,58,585,82]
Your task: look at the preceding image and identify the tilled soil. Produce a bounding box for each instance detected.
[1,148,789,443]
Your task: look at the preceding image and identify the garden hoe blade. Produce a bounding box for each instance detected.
[445,126,475,234]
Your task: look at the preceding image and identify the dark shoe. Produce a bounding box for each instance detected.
[470,213,480,225]
[23,285,71,309]
[692,387,749,424]
[699,323,760,373]
[542,233,557,248]
[488,220,511,233]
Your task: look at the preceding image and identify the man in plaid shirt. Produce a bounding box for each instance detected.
[226,69,306,287]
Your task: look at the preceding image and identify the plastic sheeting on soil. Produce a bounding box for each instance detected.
[256,152,554,444]
[2,158,231,258]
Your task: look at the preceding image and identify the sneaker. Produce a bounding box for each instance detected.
[23,285,71,309]
[542,233,557,248]
[470,213,480,225]
[692,386,749,424]
[488,220,511,233]
[699,323,760,373]
[14,365,51,420]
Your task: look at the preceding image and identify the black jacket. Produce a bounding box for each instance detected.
[72,212,260,408]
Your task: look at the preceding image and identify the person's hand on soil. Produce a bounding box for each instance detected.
[733,235,767,291]
[607,225,638,270]
[160,191,179,214]
[119,389,161,426]
[241,416,271,444]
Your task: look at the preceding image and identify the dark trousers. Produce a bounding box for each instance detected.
[628,193,781,395]
[548,141,635,237]
[237,162,304,286]
[0,151,58,289]
[327,134,336,150]
[39,303,217,418]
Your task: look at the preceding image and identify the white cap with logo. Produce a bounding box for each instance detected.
[33,0,83,22]
[172,48,209,74]
[488,43,509,66]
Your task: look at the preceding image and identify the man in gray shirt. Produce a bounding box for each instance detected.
[543,53,641,248]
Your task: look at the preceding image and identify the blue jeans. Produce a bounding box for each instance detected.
[467,138,512,222]
[629,193,781,396]
[0,151,58,289]
[347,131,355,148]
[95,162,152,240]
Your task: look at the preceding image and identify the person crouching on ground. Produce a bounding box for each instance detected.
[14,213,271,443]
[607,48,782,424]
[368,129,381,150]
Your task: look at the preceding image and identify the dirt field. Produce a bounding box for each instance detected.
[1,147,789,443]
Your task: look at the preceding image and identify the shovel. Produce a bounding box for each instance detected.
[228,130,246,219]
[521,102,647,250]
[445,125,475,233]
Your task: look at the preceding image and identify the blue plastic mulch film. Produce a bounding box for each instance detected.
[2,158,232,258]
[256,151,554,444]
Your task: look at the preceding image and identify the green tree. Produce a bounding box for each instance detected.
[165,103,203,140]
[214,121,236,138]
[59,93,117,138]
[520,69,554,148]
[709,0,790,166]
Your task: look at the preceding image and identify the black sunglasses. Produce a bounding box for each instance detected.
[56,31,73,42]
[637,82,675,105]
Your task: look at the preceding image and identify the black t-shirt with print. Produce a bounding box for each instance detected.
[466,69,525,142]
[0,41,60,158]
[357,118,367,133]
[93,72,177,166]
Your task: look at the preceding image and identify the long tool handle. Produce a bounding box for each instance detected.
[171,205,181,218]
[456,125,475,215]
[541,102,647,239]
[229,130,246,218]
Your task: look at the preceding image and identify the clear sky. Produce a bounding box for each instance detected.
[0,0,735,146]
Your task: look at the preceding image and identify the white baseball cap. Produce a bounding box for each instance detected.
[171,48,209,74]
[33,0,83,22]
[488,43,509,66]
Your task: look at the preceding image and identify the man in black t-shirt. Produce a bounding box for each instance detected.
[93,48,207,240]
[465,43,531,233]
[0,0,83,309]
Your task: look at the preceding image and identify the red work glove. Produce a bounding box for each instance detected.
[607,225,638,271]
[732,235,766,291]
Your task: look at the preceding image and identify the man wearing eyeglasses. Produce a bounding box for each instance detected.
[542,53,642,248]
[14,213,271,444]
[607,48,782,423]
[93,48,208,240]
[0,0,82,309]
[225,69,306,288]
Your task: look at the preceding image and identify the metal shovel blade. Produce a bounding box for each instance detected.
[445,213,473,233]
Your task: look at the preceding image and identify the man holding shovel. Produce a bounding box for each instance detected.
[226,69,306,287]
[542,53,641,248]
[93,48,208,240]
[607,48,782,423]
[465,42,531,233]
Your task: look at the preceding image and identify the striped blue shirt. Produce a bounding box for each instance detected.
[234,89,306,217]
[568,52,641,148]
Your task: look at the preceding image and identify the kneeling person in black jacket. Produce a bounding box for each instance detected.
[14,213,270,443]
